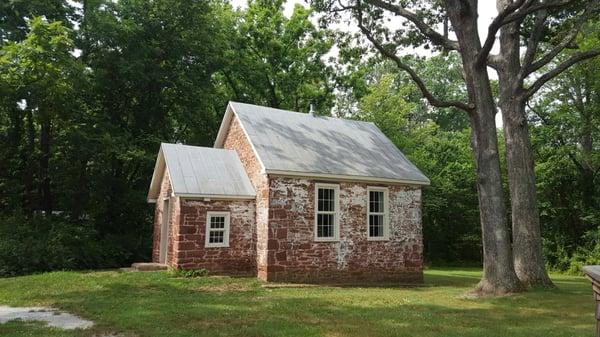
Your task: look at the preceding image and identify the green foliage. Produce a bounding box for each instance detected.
[0,213,104,277]
[0,0,338,277]
[169,268,209,278]
[529,37,600,272]
[0,0,74,43]
[567,229,600,274]
[355,66,480,264]
[1,0,599,278]
[221,0,335,113]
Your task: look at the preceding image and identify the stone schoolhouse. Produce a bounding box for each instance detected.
[147,102,430,283]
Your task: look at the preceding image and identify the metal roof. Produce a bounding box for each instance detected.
[215,102,430,185]
[147,143,255,202]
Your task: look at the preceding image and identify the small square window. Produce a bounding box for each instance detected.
[205,212,230,247]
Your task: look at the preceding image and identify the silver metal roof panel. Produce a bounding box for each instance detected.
[221,102,429,185]
[147,143,255,201]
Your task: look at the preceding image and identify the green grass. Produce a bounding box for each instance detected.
[0,268,595,337]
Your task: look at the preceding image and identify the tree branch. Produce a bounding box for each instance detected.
[487,54,502,70]
[523,0,599,78]
[354,4,473,112]
[477,0,534,65]
[362,0,459,51]
[519,9,549,76]
[502,0,578,25]
[524,49,600,100]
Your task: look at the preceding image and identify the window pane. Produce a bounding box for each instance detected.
[317,213,334,238]
[210,216,225,229]
[318,188,335,212]
[369,191,384,213]
[209,230,224,243]
[369,214,384,237]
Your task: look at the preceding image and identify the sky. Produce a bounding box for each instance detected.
[230,0,503,126]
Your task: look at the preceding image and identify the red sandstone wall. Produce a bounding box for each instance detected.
[151,170,180,266]
[221,115,270,279]
[160,111,425,283]
[265,176,423,283]
[174,199,256,274]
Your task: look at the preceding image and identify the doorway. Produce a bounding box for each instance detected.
[159,199,170,264]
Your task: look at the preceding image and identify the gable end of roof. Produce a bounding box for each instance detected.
[214,102,266,173]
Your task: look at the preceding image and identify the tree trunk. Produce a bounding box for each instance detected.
[579,103,595,221]
[501,100,553,287]
[40,114,52,216]
[445,0,523,295]
[497,14,553,288]
[25,108,37,214]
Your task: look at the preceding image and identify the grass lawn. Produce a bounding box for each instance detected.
[0,268,595,337]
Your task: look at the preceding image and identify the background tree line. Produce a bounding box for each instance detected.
[0,0,598,289]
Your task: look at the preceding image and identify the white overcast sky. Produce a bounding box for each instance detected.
[230,0,503,126]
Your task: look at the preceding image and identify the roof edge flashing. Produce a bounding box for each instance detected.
[177,193,256,200]
[265,169,430,186]
[146,145,170,201]
[213,103,235,148]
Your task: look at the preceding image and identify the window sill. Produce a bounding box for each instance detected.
[314,238,340,242]
[367,237,389,241]
[205,244,229,248]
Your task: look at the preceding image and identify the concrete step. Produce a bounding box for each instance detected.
[130,262,168,271]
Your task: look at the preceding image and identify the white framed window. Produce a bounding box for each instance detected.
[314,183,340,241]
[367,187,389,240]
[205,211,230,248]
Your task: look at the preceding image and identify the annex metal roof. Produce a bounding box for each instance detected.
[147,143,255,202]
[214,102,430,185]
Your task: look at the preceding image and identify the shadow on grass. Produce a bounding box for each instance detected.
[0,270,595,337]
[0,320,83,337]
[21,274,590,337]
[424,272,481,288]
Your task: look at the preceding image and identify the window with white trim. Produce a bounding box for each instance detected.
[205,212,230,247]
[368,187,389,240]
[314,184,340,241]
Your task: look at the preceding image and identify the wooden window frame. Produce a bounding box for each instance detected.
[367,186,390,241]
[314,183,340,242]
[205,211,231,248]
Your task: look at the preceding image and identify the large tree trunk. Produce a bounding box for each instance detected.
[446,0,523,295]
[497,13,553,288]
[501,100,553,287]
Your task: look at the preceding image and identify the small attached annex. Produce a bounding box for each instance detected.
[147,102,430,283]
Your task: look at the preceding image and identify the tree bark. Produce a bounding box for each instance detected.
[501,100,553,287]
[496,8,553,288]
[40,113,52,216]
[445,0,523,295]
[25,108,37,214]
[579,98,595,220]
